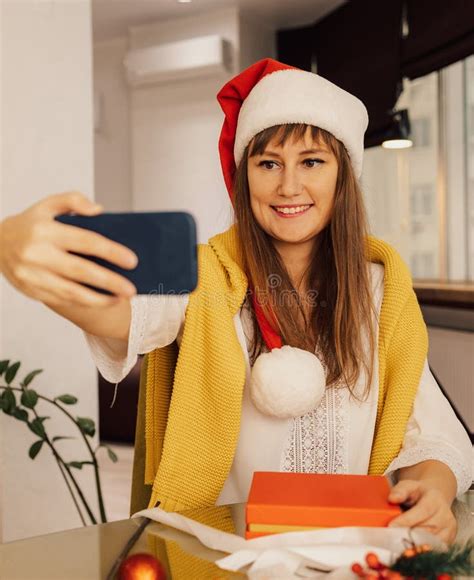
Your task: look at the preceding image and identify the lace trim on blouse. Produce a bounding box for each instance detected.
[281,384,349,474]
[384,440,473,496]
[280,341,349,475]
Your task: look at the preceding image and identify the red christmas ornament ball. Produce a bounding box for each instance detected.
[365,552,385,570]
[118,553,166,580]
[351,562,364,576]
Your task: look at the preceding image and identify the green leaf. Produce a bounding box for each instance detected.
[13,408,29,422]
[22,369,43,387]
[28,417,48,439]
[106,446,118,463]
[52,436,75,443]
[76,417,95,438]
[5,362,20,385]
[55,394,78,405]
[29,440,44,460]
[68,461,84,470]
[67,461,93,470]
[21,389,39,409]
[2,388,16,414]
[0,360,10,376]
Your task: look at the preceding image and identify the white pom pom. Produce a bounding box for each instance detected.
[249,345,326,418]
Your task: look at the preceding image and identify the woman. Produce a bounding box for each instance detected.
[0,59,471,544]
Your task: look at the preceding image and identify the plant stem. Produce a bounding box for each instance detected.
[50,397,107,523]
[55,456,87,526]
[43,434,98,525]
[0,385,99,525]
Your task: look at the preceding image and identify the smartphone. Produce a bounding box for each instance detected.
[54,211,198,296]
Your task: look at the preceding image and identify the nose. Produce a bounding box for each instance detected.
[278,165,303,198]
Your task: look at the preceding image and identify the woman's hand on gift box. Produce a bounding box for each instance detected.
[387,479,457,544]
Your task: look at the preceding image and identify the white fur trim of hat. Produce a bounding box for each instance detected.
[233,69,369,178]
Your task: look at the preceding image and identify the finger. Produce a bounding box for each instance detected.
[20,263,123,308]
[388,480,423,506]
[388,500,436,529]
[40,245,136,298]
[36,191,103,219]
[412,507,457,545]
[49,221,139,270]
[403,518,454,545]
[438,524,457,545]
[402,505,444,531]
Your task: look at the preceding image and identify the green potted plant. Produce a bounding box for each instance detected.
[0,359,117,525]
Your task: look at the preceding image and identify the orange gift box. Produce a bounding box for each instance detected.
[245,472,401,538]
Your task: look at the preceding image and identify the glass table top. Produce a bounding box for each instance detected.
[1,493,472,579]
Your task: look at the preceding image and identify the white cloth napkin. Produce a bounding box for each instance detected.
[132,507,444,579]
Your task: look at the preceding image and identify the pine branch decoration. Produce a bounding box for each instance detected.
[391,537,474,580]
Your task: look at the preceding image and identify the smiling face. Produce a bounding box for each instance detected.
[246,125,338,252]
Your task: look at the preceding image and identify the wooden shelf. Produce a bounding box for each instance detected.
[413,280,474,309]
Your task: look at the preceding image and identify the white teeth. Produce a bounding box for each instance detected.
[274,205,311,215]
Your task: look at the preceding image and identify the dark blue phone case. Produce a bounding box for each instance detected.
[54,211,198,296]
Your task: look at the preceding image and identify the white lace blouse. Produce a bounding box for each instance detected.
[83,263,473,504]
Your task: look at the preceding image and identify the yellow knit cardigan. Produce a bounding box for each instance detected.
[129,225,428,515]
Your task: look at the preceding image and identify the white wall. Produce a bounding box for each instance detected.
[1,0,99,541]
[238,10,276,70]
[128,7,241,243]
[92,6,278,244]
[94,37,133,212]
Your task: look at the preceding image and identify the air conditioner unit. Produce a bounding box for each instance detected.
[124,34,232,88]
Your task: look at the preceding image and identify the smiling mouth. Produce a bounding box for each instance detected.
[271,204,313,216]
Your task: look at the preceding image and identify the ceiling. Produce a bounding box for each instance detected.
[92,0,346,42]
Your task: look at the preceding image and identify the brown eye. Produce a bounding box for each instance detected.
[304,158,324,168]
[258,160,278,169]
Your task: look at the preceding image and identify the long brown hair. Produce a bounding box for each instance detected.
[233,124,377,400]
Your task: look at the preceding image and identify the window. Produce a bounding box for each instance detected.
[411,118,431,148]
[467,56,474,281]
[362,55,474,282]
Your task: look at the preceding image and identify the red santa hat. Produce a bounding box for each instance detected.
[217,58,368,200]
[216,59,368,418]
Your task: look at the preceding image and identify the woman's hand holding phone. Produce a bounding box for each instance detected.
[0,191,139,309]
